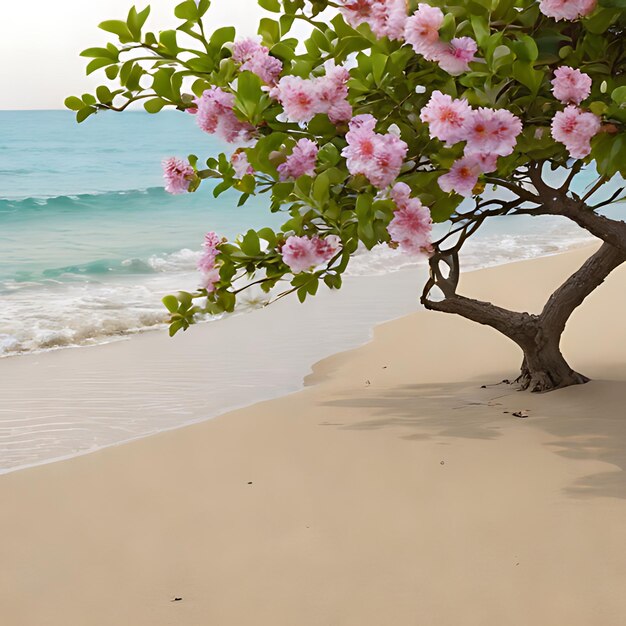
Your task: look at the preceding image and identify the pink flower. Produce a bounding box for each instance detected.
[438,156,483,197]
[271,63,352,124]
[162,157,195,195]
[539,0,597,20]
[277,139,319,180]
[198,233,222,293]
[281,235,341,273]
[342,114,378,172]
[342,114,408,189]
[327,99,354,124]
[468,152,498,173]
[433,37,478,75]
[317,62,353,123]
[387,182,433,255]
[200,267,220,293]
[194,87,255,143]
[464,108,522,157]
[420,91,472,145]
[232,38,283,85]
[369,133,409,188]
[232,39,260,62]
[405,5,478,75]
[340,0,407,40]
[551,105,601,159]
[230,151,254,179]
[404,3,444,57]
[197,231,221,272]
[270,76,319,123]
[551,66,592,105]
[339,0,374,28]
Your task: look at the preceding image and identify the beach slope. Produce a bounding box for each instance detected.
[2,246,626,625]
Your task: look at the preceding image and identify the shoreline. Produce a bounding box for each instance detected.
[0,240,597,475]
[1,221,594,359]
[0,265,428,474]
[2,244,626,624]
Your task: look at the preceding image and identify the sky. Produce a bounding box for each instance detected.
[0,0,269,109]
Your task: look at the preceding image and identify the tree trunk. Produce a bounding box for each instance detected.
[515,327,589,393]
[422,243,625,392]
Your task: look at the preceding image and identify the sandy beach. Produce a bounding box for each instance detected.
[2,245,626,625]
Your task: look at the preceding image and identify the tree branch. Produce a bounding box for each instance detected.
[540,242,626,334]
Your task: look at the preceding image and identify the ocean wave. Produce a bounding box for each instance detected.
[0,250,202,294]
[0,217,595,358]
[0,186,160,210]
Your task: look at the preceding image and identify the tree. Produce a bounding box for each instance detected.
[68,0,626,392]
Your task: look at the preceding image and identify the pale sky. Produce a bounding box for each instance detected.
[0,0,270,109]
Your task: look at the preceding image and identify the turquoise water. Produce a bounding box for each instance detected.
[0,111,285,354]
[0,110,609,356]
[0,111,279,285]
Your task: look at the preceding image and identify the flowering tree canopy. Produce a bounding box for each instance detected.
[69,0,626,391]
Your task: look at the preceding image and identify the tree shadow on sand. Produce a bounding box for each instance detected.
[320,380,515,441]
[523,378,626,500]
[319,376,626,500]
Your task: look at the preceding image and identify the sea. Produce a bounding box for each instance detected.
[0,110,615,473]
[0,110,601,359]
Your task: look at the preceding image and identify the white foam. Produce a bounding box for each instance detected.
[0,215,595,359]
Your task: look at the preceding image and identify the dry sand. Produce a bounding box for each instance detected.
[1,246,626,625]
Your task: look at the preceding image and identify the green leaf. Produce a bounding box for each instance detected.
[80,47,118,60]
[162,295,180,314]
[144,97,169,113]
[240,230,262,256]
[99,19,133,40]
[512,35,538,62]
[312,171,330,206]
[439,13,456,41]
[611,86,626,104]
[210,26,236,50]
[512,60,543,93]
[234,71,266,123]
[96,85,112,103]
[64,96,84,111]
[259,18,280,45]
[259,0,281,10]
[160,30,179,54]
[86,58,115,75]
[470,15,489,47]
[370,52,387,86]
[174,0,200,20]
[584,7,620,34]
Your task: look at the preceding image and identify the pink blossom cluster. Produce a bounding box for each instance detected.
[387,183,433,255]
[162,157,195,195]
[551,105,601,159]
[281,235,341,274]
[270,63,352,124]
[404,4,477,75]
[230,151,254,179]
[197,232,222,293]
[551,66,592,105]
[420,91,522,196]
[438,156,491,197]
[539,0,596,21]
[277,139,319,181]
[193,87,255,143]
[339,0,408,41]
[342,114,408,189]
[232,38,283,85]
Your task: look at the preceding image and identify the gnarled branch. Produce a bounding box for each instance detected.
[540,242,626,334]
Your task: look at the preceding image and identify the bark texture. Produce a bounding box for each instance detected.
[422,243,626,392]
